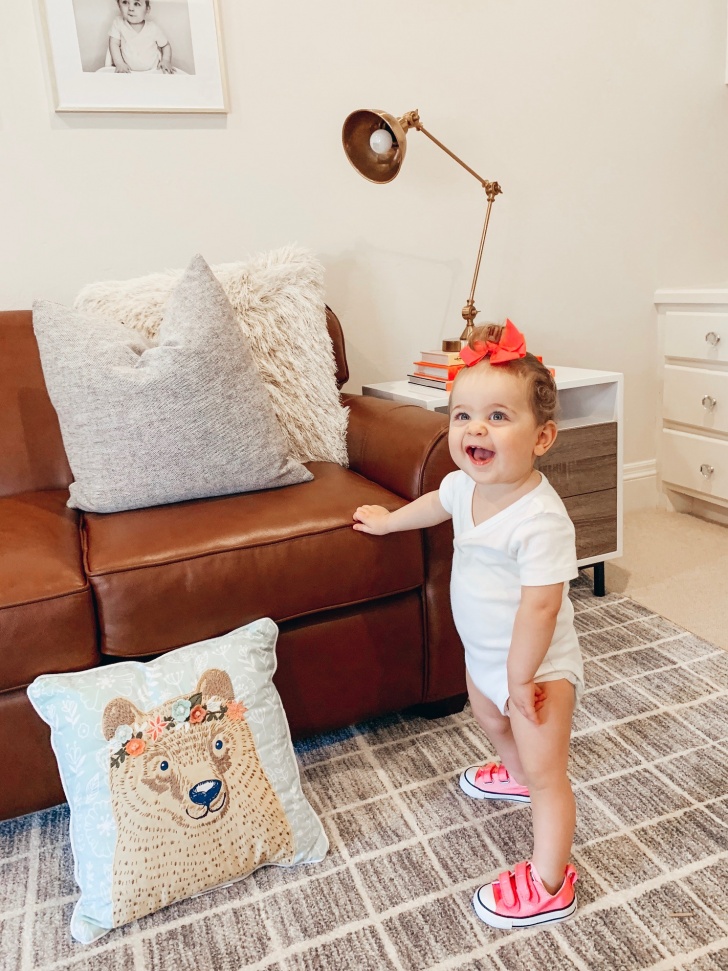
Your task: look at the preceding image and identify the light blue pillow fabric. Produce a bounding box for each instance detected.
[27,619,328,944]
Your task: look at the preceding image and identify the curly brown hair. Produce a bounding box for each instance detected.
[453,323,558,425]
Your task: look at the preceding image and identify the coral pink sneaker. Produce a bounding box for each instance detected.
[473,861,578,929]
[459,763,531,803]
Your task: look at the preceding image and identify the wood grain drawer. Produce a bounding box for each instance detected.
[562,489,618,561]
[663,365,728,434]
[664,312,728,364]
[662,429,728,502]
[535,423,617,498]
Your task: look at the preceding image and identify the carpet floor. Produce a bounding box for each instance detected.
[2,576,728,971]
[605,508,728,651]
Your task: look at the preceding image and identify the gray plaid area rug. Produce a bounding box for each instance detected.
[2,575,728,971]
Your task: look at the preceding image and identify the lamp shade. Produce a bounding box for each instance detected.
[342,109,408,184]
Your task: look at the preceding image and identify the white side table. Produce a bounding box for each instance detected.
[363,380,451,413]
[363,369,624,594]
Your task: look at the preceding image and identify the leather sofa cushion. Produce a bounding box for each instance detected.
[0,311,72,497]
[0,490,98,691]
[83,463,425,657]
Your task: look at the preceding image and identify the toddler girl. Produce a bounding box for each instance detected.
[353,320,583,929]
[109,0,174,74]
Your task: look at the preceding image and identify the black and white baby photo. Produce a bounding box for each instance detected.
[71,0,196,74]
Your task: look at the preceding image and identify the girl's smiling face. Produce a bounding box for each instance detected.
[448,364,556,492]
[118,0,148,25]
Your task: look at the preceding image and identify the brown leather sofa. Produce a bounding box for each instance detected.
[0,307,465,821]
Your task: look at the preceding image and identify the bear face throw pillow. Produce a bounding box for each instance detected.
[27,619,328,944]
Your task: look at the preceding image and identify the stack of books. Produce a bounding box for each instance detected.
[408,348,464,392]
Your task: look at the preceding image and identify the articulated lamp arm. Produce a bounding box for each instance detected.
[343,106,502,344]
[397,110,502,342]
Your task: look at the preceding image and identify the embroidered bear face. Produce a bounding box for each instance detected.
[101,668,295,926]
[103,669,252,830]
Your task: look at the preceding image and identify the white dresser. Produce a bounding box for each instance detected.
[655,288,728,524]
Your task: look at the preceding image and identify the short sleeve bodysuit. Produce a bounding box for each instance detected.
[439,470,584,714]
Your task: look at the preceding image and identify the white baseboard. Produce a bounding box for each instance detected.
[659,489,728,526]
[623,459,658,513]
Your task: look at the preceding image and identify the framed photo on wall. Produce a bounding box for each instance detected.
[40,0,227,112]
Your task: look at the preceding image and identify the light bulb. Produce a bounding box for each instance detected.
[369,128,393,155]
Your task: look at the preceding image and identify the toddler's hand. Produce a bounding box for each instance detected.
[353,504,392,535]
[508,681,546,724]
[160,63,174,74]
[115,63,131,73]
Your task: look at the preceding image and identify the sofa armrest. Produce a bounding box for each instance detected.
[343,393,465,704]
[343,393,455,500]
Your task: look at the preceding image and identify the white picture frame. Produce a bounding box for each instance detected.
[40,0,228,113]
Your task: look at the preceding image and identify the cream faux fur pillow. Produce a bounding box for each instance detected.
[75,246,348,466]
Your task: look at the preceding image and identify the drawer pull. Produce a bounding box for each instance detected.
[705,331,721,346]
[701,395,717,411]
[700,463,714,478]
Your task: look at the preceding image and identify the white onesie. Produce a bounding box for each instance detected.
[439,470,584,715]
[109,17,168,72]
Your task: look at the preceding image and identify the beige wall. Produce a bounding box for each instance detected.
[4,1,728,468]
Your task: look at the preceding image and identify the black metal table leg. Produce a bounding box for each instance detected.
[593,561,606,597]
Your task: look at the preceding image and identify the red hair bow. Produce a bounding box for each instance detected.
[460,319,527,367]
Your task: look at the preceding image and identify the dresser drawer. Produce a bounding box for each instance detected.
[562,489,618,561]
[662,429,728,502]
[663,365,728,434]
[535,423,617,498]
[664,312,728,364]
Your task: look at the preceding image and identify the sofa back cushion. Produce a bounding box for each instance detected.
[0,310,72,497]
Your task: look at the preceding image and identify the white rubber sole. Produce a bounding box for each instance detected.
[458,768,531,803]
[472,887,577,929]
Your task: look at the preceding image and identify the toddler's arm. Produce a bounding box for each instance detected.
[353,490,450,536]
[159,43,173,74]
[507,583,564,723]
[110,38,130,72]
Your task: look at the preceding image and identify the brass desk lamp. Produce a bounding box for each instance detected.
[342,108,502,349]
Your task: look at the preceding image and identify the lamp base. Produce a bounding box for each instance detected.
[441,339,462,353]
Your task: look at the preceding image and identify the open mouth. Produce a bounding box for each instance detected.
[466,446,494,466]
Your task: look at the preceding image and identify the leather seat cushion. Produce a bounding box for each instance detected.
[83,463,425,657]
[0,490,98,691]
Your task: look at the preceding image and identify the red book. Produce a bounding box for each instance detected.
[412,361,465,380]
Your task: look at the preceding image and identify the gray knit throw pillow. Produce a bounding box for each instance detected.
[32,254,312,513]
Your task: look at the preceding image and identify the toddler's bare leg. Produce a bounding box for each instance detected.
[508,678,576,893]
[466,672,526,785]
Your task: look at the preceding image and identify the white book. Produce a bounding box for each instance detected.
[419,349,464,365]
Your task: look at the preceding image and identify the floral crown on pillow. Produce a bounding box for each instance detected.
[109,691,247,769]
